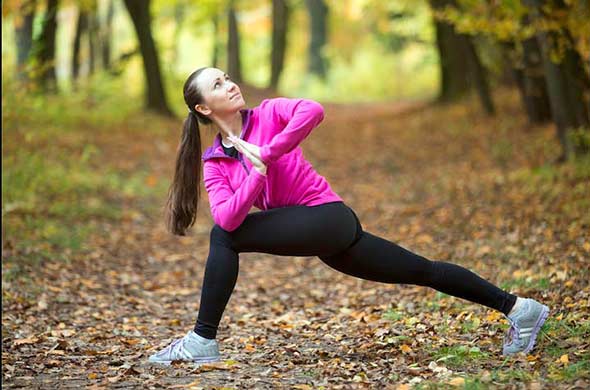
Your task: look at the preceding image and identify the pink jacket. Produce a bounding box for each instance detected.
[201,97,343,231]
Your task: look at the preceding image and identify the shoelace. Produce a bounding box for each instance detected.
[160,336,191,360]
[504,317,521,346]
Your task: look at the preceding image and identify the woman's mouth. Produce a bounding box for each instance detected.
[230,93,241,100]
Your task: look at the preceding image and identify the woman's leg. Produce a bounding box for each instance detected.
[318,205,517,315]
[194,201,359,339]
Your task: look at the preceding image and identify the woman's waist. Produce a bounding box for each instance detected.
[256,176,343,209]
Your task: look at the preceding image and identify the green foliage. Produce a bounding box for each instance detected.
[566,127,590,156]
[361,0,434,53]
[2,74,162,278]
[500,277,551,292]
[432,0,590,67]
[432,345,489,368]
[382,308,405,322]
[283,39,438,102]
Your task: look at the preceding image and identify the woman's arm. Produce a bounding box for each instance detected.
[258,97,325,165]
[203,161,267,232]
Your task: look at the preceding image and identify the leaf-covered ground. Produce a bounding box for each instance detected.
[3,86,589,389]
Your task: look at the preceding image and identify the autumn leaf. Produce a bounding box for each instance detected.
[13,336,40,346]
[400,344,413,353]
[558,354,569,365]
[448,377,466,386]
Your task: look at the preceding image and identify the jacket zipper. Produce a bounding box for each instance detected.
[204,151,250,174]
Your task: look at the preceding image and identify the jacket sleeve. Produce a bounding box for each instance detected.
[258,97,325,165]
[203,161,267,232]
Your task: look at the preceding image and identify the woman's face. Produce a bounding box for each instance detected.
[194,68,245,119]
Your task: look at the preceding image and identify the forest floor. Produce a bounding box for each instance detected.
[2,85,590,389]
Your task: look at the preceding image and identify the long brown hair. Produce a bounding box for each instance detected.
[165,67,212,235]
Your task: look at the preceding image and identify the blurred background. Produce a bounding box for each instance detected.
[2,1,590,386]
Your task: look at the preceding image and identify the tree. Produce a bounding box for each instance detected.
[87,2,99,76]
[305,0,328,79]
[122,0,173,116]
[14,0,37,82]
[431,0,589,158]
[270,0,289,90]
[32,0,59,92]
[524,0,590,160]
[72,7,88,83]
[101,0,115,71]
[227,1,242,83]
[212,12,221,68]
[430,0,495,115]
[171,0,187,71]
[503,28,552,124]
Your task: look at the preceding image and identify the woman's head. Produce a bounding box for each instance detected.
[184,67,245,125]
[166,66,244,236]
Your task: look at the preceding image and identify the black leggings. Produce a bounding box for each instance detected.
[194,201,516,339]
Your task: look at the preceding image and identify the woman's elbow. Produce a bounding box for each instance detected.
[307,100,325,124]
[213,213,240,233]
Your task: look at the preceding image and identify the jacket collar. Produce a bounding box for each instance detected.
[202,108,253,162]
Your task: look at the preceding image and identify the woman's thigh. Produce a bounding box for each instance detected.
[224,201,360,257]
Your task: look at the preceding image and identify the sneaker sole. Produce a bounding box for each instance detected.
[522,304,550,354]
[148,356,221,366]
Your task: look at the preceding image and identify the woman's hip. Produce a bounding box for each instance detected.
[211,201,361,257]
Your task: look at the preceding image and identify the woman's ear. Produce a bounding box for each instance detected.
[195,104,212,116]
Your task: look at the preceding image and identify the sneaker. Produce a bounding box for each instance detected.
[502,298,549,355]
[148,330,221,365]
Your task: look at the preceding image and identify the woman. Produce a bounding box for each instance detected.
[149,67,549,365]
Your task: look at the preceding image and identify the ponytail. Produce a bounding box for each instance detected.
[165,113,202,235]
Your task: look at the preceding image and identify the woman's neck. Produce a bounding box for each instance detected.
[214,111,243,143]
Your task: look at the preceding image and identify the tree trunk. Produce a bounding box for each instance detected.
[305,0,328,79]
[270,0,289,90]
[525,0,590,160]
[227,3,242,83]
[171,1,186,72]
[72,8,88,82]
[87,3,99,75]
[212,13,220,68]
[509,21,552,124]
[463,35,495,115]
[430,0,471,102]
[33,0,59,92]
[561,27,590,127]
[430,0,496,113]
[123,0,173,116]
[101,0,114,70]
[14,0,37,81]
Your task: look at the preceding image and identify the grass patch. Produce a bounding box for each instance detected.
[431,345,489,368]
[500,277,550,291]
[2,74,167,287]
[549,359,590,381]
[382,308,405,322]
[542,316,590,338]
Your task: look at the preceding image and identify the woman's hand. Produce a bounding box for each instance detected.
[228,135,267,175]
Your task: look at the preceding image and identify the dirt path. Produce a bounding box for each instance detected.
[3,90,589,389]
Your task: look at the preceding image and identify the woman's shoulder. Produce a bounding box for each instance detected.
[254,96,312,117]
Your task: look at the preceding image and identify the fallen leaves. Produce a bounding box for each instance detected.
[13,336,40,346]
[447,376,465,386]
[3,91,589,389]
[558,354,569,365]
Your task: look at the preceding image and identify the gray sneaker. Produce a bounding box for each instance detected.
[148,330,221,365]
[503,298,549,355]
